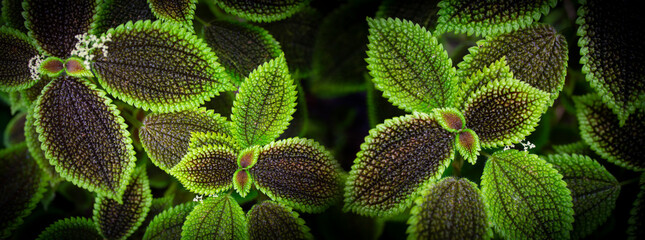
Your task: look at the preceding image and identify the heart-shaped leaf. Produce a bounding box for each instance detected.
[182,195,248,240]
[628,173,645,239]
[344,112,455,217]
[2,0,28,32]
[143,201,197,240]
[24,106,60,181]
[481,150,574,240]
[3,111,26,147]
[36,217,102,240]
[148,0,196,29]
[91,0,157,35]
[188,131,239,152]
[170,145,238,195]
[247,201,312,240]
[376,0,441,30]
[0,26,40,92]
[214,0,309,22]
[34,76,136,201]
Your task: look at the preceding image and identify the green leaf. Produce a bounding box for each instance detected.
[344,112,455,217]
[575,94,645,171]
[407,177,489,240]
[577,0,645,125]
[0,143,47,239]
[133,196,174,239]
[2,0,28,32]
[92,20,233,112]
[436,0,557,36]
[3,111,26,147]
[182,195,248,240]
[170,145,238,195]
[456,128,481,165]
[247,201,312,240]
[433,108,464,132]
[628,173,645,240]
[455,57,513,108]
[457,24,568,105]
[231,54,296,149]
[143,201,197,240]
[93,166,152,240]
[366,18,457,113]
[250,138,343,213]
[36,217,102,240]
[203,20,282,86]
[139,108,232,171]
[233,169,253,198]
[38,57,65,78]
[8,91,24,114]
[545,154,620,239]
[148,0,196,29]
[64,57,93,77]
[463,77,548,148]
[481,150,574,240]
[25,106,60,181]
[24,0,98,58]
[552,141,592,155]
[91,0,157,35]
[0,26,40,92]
[20,75,52,109]
[376,0,441,30]
[215,0,309,23]
[188,131,239,152]
[237,146,259,169]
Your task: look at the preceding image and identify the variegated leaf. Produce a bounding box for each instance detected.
[170,145,238,195]
[376,0,441,30]
[91,0,157,35]
[148,0,196,29]
[2,0,27,32]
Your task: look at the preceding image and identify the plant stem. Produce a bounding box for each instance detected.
[620,178,639,186]
[121,110,142,128]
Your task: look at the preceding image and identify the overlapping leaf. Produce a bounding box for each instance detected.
[2,0,27,32]
[182,195,248,240]
[20,75,52,108]
[170,145,238,195]
[188,131,239,152]
[482,150,574,240]
[545,154,620,239]
[628,173,645,239]
[552,141,592,155]
[25,106,59,181]
[456,58,513,108]
[215,0,309,22]
[376,0,441,30]
[131,196,174,239]
[455,129,481,165]
[36,217,102,240]
[433,108,464,132]
[92,20,233,112]
[344,113,455,217]
[143,201,197,240]
[92,0,157,35]
[577,0,645,125]
[0,26,40,92]
[34,76,136,201]
[148,0,196,29]
[247,201,312,240]
[3,111,26,147]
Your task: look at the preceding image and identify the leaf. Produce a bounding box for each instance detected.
[576,0,645,125]
[376,0,441,30]
[38,57,65,78]
[20,75,52,109]
[132,196,174,239]
[24,0,97,58]
[148,0,196,29]
[170,145,238,195]
[91,0,157,35]
[407,177,489,240]
[366,18,457,113]
[188,131,239,152]
[25,106,60,181]
[215,0,309,22]
[436,0,557,36]
[456,57,513,108]
[92,20,233,112]
[182,195,248,240]
[93,166,152,240]
[463,77,548,148]
[36,217,102,240]
[251,138,343,213]
[545,154,620,239]
[3,111,26,147]
[552,141,592,155]
[203,20,282,86]
[64,57,93,77]
[0,26,40,92]
[344,112,455,217]
[233,169,253,198]
[628,173,645,240]
[456,129,481,165]
[247,201,312,240]
[143,201,197,240]
[481,150,574,240]
[231,54,296,149]
[0,143,47,239]
[433,108,464,132]
[2,0,28,32]
[139,108,232,171]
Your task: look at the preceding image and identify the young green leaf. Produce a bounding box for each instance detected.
[91,0,157,35]
[92,20,233,112]
[143,201,197,240]
[34,76,136,201]
[251,138,343,213]
[344,113,455,217]
[3,111,26,147]
[0,26,40,92]
[2,0,28,32]
[38,57,65,78]
[376,0,441,30]
[188,131,239,152]
[247,201,312,240]
[148,0,196,29]
[64,57,93,77]
[436,0,557,36]
[93,166,152,240]
[233,169,253,197]
[628,173,645,240]
[215,0,309,22]
[25,107,60,181]
[366,18,457,113]
[545,154,620,239]
[231,54,296,149]
[433,108,464,132]
[577,0,645,125]
[36,217,102,240]
[407,177,489,240]
[481,150,574,240]
[552,141,591,155]
[170,145,238,195]
[456,58,513,108]
[182,195,248,240]
[456,129,481,165]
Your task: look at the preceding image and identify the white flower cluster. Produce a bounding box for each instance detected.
[28,54,45,80]
[192,194,203,202]
[70,32,112,68]
[502,141,535,152]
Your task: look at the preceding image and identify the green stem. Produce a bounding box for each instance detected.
[194,15,210,27]
[121,110,142,128]
[620,178,639,186]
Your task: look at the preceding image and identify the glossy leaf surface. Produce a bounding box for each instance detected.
[36,217,102,240]
[0,26,40,92]
[215,0,309,22]
[247,201,312,240]
[182,195,248,240]
[143,201,197,240]
[170,145,238,195]
[92,0,157,35]
[148,0,196,28]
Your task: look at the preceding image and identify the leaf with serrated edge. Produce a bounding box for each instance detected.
[575,94,645,171]
[233,169,253,197]
[170,145,238,195]
[2,0,28,32]
[436,0,557,37]
[456,129,481,165]
[251,138,343,213]
[143,201,197,240]
[0,26,40,92]
[182,195,248,240]
[25,106,60,181]
[92,20,233,113]
[91,0,157,35]
[215,0,309,23]
[545,154,619,239]
[456,57,513,109]
[407,177,489,240]
[140,108,232,171]
[628,173,645,239]
[148,0,196,29]
[344,112,455,217]
[482,150,574,240]
[34,76,136,201]
[93,166,152,240]
[20,75,53,109]
[188,131,239,152]
[3,111,26,147]
[376,0,441,30]
[432,107,464,132]
[132,196,174,239]
[366,18,457,113]
[247,201,312,240]
[36,217,102,240]
[231,54,296,149]
[552,141,591,155]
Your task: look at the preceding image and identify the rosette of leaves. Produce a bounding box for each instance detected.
[344,17,553,217]
[214,0,310,23]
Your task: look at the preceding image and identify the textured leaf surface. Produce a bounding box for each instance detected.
[0,26,40,92]
[92,0,157,35]
[628,174,645,239]
[376,0,440,30]
[247,201,312,240]
[25,107,59,181]
[143,201,197,240]
[34,76,136,201]
[456,129,480,165]
[433,108,464,132]
[140,108,231,171]
[3,111,26,147]
[482,150,574,240]
[407,177,489,240]
[20,75,52,109]
[92,20,232,112]
[215,0,309,22]
[231,54,296,148]
[456,58,513,108]
[344,113,455,217]
[233,169,253,197]
[188,131,239,152]
[577,0,645,125]
[36,217,101,240]
[94,166,152,240]
[552,141,591,155]
[182,195,248,240]
[132,196,174,239]
[366,18,457,113]
[170,145,238,195]
[545,154,620,239]
[148,0,196,28]
[2,0,27,32]
[436,0,556,36]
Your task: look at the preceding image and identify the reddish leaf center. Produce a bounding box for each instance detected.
[443,113,463,130]
[65,59,85,74]
[239,152,253,168]
[42,59,64,73]
[459,131,474,149]
[235,170,248,186]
